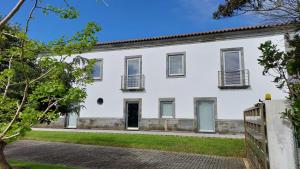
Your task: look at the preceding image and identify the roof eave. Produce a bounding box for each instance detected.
[94,23,296,51]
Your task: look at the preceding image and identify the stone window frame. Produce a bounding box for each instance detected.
[219,47,249,88]
[159,98,175,119]
[193,97,217,133]
[123,98,142,130]
[122,55,144,91]
[166,52,186,78]
[92,58,103,81]
[124,55,142,77]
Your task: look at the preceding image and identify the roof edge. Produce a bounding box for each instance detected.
[96,23,295,47]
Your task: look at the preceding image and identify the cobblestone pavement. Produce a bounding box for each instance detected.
[5,140,246,169]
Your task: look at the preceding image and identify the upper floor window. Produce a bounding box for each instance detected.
[121,56,144,90]
[167,52,186,77]
[92,59,103,80]
[127,57,141,77]
[159,98,175,118]
[218,48,249,89]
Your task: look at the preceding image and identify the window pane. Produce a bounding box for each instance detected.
[223,51,241,85]
[127,58,140,76]
[92,60,102,79]
[161,101,173,117]
[169,55,184,75]
[224,51,240,72]
[126,58,141,88]
[198,101,214,131]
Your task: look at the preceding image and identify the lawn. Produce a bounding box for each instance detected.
[23,131,245,157]
[10,160,77,169]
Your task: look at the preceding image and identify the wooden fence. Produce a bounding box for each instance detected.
[244,102,269,169]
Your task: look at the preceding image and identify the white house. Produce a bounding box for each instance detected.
[44,23,293,133]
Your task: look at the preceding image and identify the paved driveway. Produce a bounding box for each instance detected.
[5,140,246,169]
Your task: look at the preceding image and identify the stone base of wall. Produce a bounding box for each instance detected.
[77,118,125,130]
[216,119,244,133]
[140,118,194,131]
[36,117,244,134]
[34,118,65,128]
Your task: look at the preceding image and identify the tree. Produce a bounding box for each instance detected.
[214,0,300,141]
[0,1,100,169]
[213,0,300,23]
[258,37,300,141]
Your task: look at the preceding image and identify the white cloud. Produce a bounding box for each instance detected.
[175,0,220,21]
[175,0,263,27]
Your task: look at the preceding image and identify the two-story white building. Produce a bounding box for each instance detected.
[44,23,293,133]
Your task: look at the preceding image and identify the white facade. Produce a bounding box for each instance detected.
[81,35,285,116]
[59,25,292,133]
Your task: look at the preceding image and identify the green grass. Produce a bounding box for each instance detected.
[9,160,77,169]
[23,131,245,157]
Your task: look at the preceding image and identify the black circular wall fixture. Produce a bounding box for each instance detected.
[97,98,103,105]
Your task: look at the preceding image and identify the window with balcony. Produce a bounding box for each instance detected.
[92,59,103,80]
[121,56,144,90]
[218,48,249,89]
[167,53,186,77]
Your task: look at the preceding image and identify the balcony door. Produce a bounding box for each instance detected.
[222,49,243,86]
[126,57,142,89]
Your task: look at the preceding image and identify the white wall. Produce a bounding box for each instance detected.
[265,100,297,169]
[80,34,287,120]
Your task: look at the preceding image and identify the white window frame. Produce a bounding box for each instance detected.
[126,58,141,76]
[167,52,186,77]
[125,56,142,89]
[221,48,244,86]
[92,59,103,80]
[159,98,175,119]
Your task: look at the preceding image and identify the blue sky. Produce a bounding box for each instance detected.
[1,0,263,42]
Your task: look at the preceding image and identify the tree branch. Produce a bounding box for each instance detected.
[34,98,63,124]
[43,99,62,114]
[2,133,20,140]
[25,0,38,33]
[0,82,28,139]
[2,57,13,100]
[29,67,55,84]
[0,0,26,28]
[1,32,21,40]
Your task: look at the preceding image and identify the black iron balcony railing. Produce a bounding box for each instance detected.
[121,74,145,91]
[218,69,250,89]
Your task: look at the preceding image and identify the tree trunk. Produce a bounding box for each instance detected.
[0,141,11,169]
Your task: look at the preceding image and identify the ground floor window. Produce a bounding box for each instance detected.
[159,98,175,118]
